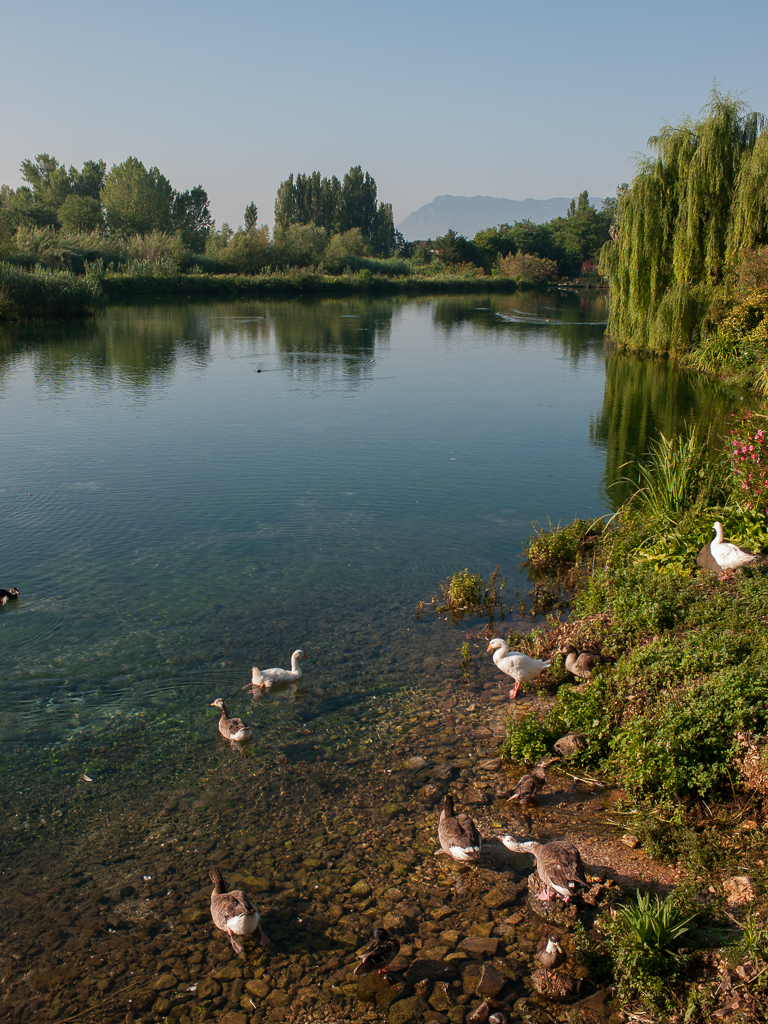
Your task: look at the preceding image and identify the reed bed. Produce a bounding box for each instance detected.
[0,261,102,319]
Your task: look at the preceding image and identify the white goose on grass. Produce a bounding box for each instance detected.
[710,521,758,573]
[487,638,552,700]
[245,649,308,690]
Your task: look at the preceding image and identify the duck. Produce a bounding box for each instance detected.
[499,836,588,902]
[245,649,308,690]
[209,699,252,747]
[507,755,559,805]
[438,793,481,862]
[209,866,267,955]
[557,642,614,681]
[553,732,587,758]
[531,964,579,1001]
[710,521,758,573]
[0,587,19,606]
[353,927,400,975]
[536,934,566,978]
[487,638,551,700]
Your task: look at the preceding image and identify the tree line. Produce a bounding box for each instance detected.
[0,152,616,282]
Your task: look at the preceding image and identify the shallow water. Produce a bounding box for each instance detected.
[0,291,738,1022]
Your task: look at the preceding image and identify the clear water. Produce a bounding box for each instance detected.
[0,291,738,1018]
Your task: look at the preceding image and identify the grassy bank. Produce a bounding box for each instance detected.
[99,266,520,301]
[499,425,768,1018]
[0,261,102,319]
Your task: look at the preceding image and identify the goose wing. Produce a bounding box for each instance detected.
[439,810,481,859]
[538,841,587,893]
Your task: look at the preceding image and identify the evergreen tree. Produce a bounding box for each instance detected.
[244,202,258,230]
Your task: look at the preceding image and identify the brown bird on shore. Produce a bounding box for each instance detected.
[553,732,586,758]
[0,587,19,606]
[353,927,400,975]
[557,642,614,681]
[499,836,588,903]
[438,794,482,861]
[209,866,268,955]
[507,755,559,805]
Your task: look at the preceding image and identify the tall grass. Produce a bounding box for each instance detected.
[0,261,102,319]
[619,426,730,525]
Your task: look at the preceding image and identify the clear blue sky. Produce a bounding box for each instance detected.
[2,0,765,230]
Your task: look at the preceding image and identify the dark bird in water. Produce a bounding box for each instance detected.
[537,934,567,977]
[209,699,252,748]
[0,587,19,605]
[507,755,559,805]
[209,866,268,955]
[557,642,615,681]
[438,793,482,862]
[554,732,587,758]
[499,836,589,903]
[353,927,400,976]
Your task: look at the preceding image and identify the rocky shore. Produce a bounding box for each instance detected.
[0,661,678,1024]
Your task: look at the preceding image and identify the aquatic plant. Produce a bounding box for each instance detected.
[459,642,471,680]
[431,565,505,623]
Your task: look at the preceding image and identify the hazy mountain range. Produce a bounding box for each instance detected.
[396,194,604,241]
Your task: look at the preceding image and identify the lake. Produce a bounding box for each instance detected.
[0,290,736,1023]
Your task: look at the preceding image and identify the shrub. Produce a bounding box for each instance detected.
[495,250,558,283]
[0,261,102,318]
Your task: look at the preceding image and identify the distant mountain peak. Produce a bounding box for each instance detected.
[396,194,602,241]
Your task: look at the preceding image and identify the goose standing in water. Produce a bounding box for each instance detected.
[246,649,308,690]
[487,638,551,699]
[500,836,588,902]
[353,927,400,975]
[209,699,252,747]
[507,755,559,806]
[438,794,482,861]
[710,521,758,573]
[209,866,268,955]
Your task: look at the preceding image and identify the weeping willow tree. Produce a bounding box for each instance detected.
[601,89,768,354]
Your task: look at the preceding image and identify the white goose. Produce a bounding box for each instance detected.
[245,649,308,690]
[710,521,758,572]
[487,638,552,699]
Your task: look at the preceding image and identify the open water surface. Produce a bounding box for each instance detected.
[0,291,740,1023]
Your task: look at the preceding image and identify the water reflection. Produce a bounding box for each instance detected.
[592,350,742,507]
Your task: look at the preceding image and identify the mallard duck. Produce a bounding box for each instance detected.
[557,643,614,681]
[438,794,481,861]
[245,649,308,689]
[209,699,252,747]
[537,934,566,977]
[710,521,758,572]
[499,836,588,902]
[209,866,268,955]
[487,638,551,699]
[553,732,586,758]
[507,755,559,805]
[353,927,400,975]
[0,587,19,605]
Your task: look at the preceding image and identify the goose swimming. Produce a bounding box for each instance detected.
[246,649,308,689]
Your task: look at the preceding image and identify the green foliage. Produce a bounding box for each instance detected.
[524,518,602,572]
[274,166,395,255]
[322,228,370,273]
[101,156,174,235]
[620,426,730,525]
[244,202,258,230]
[500,710,555,764]
[0,261,102,318]
[219,226,272,274]
[602,89,768,355]
[431,566,505,623]
[495,250,557,284]
[607,891,696,1014]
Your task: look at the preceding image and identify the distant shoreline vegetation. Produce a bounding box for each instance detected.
[0,154,612,320]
